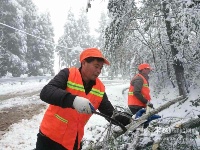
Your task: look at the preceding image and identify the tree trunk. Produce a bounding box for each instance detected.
[162,2,187,97]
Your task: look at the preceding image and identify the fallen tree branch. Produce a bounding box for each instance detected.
[152,116,200,150]
[114,95,187,138]
[85,95,187,149]
[178,117,200,129]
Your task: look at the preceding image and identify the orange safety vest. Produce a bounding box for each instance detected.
[40,67,105,150]
[128,74,151,107]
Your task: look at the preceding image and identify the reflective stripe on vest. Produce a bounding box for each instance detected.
[67,81,104,98]
[55,114,68,123]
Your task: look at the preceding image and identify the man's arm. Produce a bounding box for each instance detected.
[98,93,131,126]
[98,93,114,117]
[40,68,76,108]
[132,77,148,104]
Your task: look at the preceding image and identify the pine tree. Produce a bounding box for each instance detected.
[21,0,42,76]
[37,12,55,75]
[56,9,81,68]
[96,12,108,50]
[0,0,28,77]
[77,7,92,48]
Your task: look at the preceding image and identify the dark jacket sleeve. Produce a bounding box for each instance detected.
[98,93,131,126]
[98,93,114,117]
[131,76,148,104]
[40,68,76,108]
[97,90,132,126]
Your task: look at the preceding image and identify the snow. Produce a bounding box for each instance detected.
[0,81,46,95]
[0,77,200,149]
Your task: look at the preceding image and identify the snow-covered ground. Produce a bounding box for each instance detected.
[0,77,200,149]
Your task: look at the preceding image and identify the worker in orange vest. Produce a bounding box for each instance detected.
[35,48,130,150]
[128,63,154,115]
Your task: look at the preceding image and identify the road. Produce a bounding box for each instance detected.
[0,89,47,139]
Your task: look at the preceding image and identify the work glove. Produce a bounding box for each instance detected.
[146,101,154,108]
[135,108,146,119]
[135,108,161,128]
[73,96,94,114]
[144,114,161,128]
[113,112,132,126]
[146,114,161,123]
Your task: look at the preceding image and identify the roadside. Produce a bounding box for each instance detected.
[0,92,47,139]
[0,90,42,101]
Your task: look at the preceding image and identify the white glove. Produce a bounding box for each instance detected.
[73,96,94,114]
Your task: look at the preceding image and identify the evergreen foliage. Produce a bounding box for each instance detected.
[56,7,96,68]
[0,0,55,77]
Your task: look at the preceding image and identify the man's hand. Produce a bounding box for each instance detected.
[112,112,132,126]
[135,108,146,119]
[146,101,154,108]
[73,96,94,114]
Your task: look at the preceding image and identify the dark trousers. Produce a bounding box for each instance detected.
[128,105,144,115]
[35,131,82,150]
[35,132,67,150]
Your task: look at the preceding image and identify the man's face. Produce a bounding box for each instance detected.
[81,59,104,82]
[142,68,151,75]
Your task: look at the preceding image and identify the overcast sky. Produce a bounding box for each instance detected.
[32,0,108,42]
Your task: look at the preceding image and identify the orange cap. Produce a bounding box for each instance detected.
[80,48,110,65]
[138,63,152,71]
